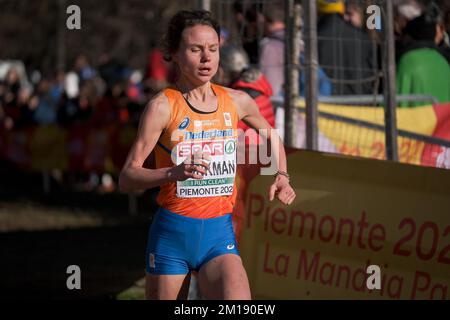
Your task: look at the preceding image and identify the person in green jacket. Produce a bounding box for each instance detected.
[396,3,450,107]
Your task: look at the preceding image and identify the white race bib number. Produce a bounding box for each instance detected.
[175,138,237,198]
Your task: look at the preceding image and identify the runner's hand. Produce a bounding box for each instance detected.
[168,152,211,181]
[268,175,296,205]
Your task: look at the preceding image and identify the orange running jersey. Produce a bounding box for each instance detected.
[154,83,239,219]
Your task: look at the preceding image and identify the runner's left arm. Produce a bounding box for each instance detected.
[233,89,296,206]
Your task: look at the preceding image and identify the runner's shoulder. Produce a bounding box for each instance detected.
[222,86,252,105]
[147,90,170,110]
[142,91,171,128]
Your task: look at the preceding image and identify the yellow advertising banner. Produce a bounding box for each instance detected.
[237,150,450,299]
[317,103,437,165]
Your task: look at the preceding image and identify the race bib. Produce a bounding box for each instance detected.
[175,138,237,198]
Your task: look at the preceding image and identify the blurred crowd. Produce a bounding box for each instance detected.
[1,0,450,132]
[0,51,176,131]
[0,0,449,189]
[0,51,175,191]
[218,0,449,101]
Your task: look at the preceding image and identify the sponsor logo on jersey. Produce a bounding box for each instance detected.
[223,112,232,126]
[225,140,236,154]
[178,116,190,130]
[178,140,225,157]
[194,119,220,128]
[184,129,234,140]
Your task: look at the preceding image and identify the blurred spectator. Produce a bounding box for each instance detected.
[74,54,96,85]
[4,68,21,106]
[442,1,450,37]
[65,71,80,99]
[33,79,58,125]
[233,1,265,64]
[344,0,364,29]
[299,54,332,97]
[259,3,285,97]
[77,80,95,123]
[97,53,127,88]
[127,70,145,124]
[145,46,170,92]
[57,72,80,125]
[259,3,332,97]
[317,0,377,95]
[345,0,383,93]
[49,71,66,103]
[91,82,128,126]
[393,0,450,63]
[217,45,250,86]
[127,71,144,102]
[394,0,424,61]
[234,68,275,132]
[396,2,450,107]
[219,45,275,143]
[435,0,450,64]
[394,0,423,39]
[0,68,23,129]
[16,85,35,127]
[220,27,231,47]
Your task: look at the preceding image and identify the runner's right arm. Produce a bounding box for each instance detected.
[119,93,208,193]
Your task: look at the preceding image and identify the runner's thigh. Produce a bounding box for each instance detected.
[197,254,251,300]
[145,273,191,300]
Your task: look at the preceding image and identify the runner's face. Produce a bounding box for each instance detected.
[174,25,220,84]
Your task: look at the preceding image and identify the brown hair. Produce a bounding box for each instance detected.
[162,10,221,62]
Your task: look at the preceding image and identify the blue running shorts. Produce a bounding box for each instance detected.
[145,207,240,275]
